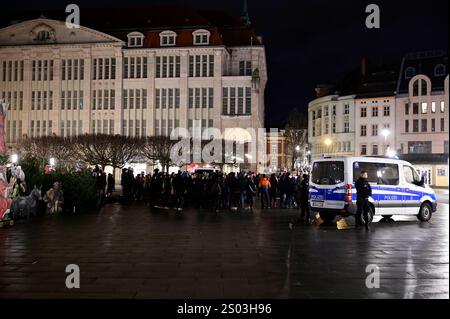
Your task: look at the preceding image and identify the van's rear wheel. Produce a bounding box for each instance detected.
[417,203,432,222]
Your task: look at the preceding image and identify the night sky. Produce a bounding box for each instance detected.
[4,0,449,128]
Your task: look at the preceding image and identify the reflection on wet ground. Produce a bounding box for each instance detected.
[0,200,448,299]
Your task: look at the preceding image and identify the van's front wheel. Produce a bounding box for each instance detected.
[417,203,432,222]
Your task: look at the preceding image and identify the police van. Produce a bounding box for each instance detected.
[309,156,437,224]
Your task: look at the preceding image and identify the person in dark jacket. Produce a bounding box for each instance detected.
[355,170,372,230]
[107,173,115,197]
[246,176,257,211]
[298,174,310,224]
[269,174,278,208]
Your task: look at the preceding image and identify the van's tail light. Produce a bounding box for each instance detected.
[344,184,353,203]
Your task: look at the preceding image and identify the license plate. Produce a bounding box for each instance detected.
[311,201,324,208]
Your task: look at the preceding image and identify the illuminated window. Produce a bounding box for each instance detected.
[421,102,427,114]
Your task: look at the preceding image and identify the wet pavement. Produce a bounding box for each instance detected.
[0,198,448,299]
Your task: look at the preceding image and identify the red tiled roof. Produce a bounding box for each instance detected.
[2,5,262,48]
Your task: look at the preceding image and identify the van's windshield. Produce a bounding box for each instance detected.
[311,161,344,185]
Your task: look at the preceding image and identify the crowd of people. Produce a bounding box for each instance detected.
[111,167,312,224]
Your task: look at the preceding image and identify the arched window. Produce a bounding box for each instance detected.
[412,80,419,96]
[420,79,428,96]
[36,30,50,41]
[435,64,446,76]
[405,67,416,79]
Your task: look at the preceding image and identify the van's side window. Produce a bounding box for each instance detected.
[353,162,399,185]
[403,166,420,184]
[353,162,378,183]
[377,163,399,185]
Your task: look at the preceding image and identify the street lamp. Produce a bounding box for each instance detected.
[11,153,18,164]
[49,157,56,166]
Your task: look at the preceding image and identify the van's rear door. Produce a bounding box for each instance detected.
[310,160,345,210]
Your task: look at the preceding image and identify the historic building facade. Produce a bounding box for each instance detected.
[0,6,267,171]
[308,51,448,186]
[308,94,356,157]
[395,51,449,186]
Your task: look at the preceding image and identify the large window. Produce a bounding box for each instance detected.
[372,124,378,136]
[344,104,349,114]
[421,119,427,132]
[239,61,252,76]
[372,107,378,117]
[413,119,419,132]
[360,125,367,137]
[360,107,366,117]
[353,162,399,185]
[188,55,213,77]
[372,144,378,155]
[360,144,367,156]
[408,141,432,154]
[311,161,344,185]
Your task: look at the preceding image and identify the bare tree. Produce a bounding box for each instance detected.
[141,135,176,173]
[18,135,78,169]
[107,135,142,175]
[284,109,309,170]
[75,134,112,169]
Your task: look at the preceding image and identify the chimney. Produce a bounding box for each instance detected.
[361,56,367,78]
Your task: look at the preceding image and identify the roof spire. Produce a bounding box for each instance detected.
[241,0,251,27]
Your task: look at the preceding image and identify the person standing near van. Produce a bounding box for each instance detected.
[355,170,372,230]
[299,174,310,224]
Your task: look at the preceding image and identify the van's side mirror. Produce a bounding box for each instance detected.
[419,175,425,186]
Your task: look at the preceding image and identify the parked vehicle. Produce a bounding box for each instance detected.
[309,156,437,223]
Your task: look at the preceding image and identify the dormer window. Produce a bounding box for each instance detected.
[127,32,144,47]
[160,31,177,46]
[435,64,446,76]
[405,67,416,79]
[192,29,210,45]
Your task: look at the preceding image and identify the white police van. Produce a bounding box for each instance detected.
[309,156,437,224]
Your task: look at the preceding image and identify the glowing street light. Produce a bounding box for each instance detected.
[324,138,332,146]
[11,153,18,164]
[387,149,397,158]
[49,157,56,166]
[295,145,300,152]
[381,129,390,140]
